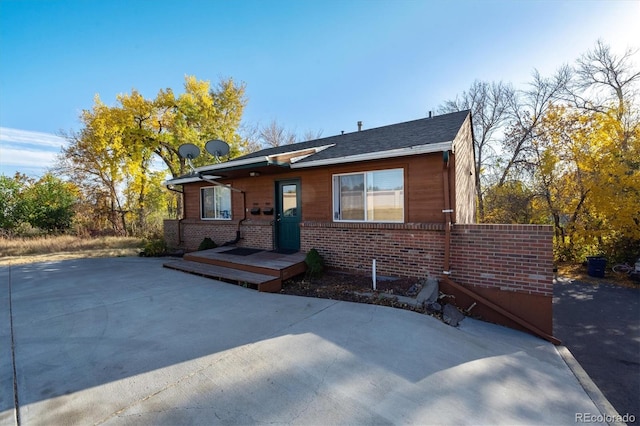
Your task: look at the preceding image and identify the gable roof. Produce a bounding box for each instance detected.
[236,109,470,164]
[166,110,470,185]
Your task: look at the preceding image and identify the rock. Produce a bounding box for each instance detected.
[442,304,465,327]
[425,301,441,313]
[406,283,421,297]
[416,277,439,304]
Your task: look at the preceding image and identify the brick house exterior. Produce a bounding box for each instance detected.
[164,110,555,338]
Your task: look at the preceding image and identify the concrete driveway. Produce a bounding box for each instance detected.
[1,257,607,425]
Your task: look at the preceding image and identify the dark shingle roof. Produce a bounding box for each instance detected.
[235,110,470,164]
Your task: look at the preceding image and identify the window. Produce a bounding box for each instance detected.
[200,186,232,220]
[333,169,404,222]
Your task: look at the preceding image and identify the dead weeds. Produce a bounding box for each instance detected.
[557,262,640,288]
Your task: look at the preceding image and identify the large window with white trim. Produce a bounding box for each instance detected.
[201,186,232,220]
[332,169,404,222]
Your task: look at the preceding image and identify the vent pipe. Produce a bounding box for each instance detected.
[428,111,433,118]
[357,121,363,131]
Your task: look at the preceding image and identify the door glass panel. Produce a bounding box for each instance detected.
[282,184,297,217]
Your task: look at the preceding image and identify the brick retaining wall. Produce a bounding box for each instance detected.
[300,222,446,278]
[165,219,554,335]
[451,224,554,297]
[166,220,554,297]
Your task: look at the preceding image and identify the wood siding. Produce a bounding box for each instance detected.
[452,114,476,224]
[184,154,451,224]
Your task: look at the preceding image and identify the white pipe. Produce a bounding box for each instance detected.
[372,259,377,291]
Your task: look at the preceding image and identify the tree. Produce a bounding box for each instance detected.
[302,128,324,141]
[58,76,248,234]
[22,174,78,232]
[565,40,640,117]
[0,173,29,233]
[531,104,639,260]
[259,119,297,147]
[438,40,639,262]
[482,180,537,224]
[497,66,571,187]
[242,120,323,151]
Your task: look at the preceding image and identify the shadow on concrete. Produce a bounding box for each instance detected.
[0,258,603,424]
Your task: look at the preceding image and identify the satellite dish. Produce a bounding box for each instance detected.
[178,143,201,160]
[205,139,230,162]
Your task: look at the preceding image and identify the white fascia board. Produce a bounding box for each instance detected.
[290,141,453,168]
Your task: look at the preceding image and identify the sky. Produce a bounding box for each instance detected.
[0,0,638,177]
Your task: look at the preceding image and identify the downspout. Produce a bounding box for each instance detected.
[223,191,246,246]
[439,151,560,345]
[442,151,453,277]
[166,184,184,246]
[198,173,247,246]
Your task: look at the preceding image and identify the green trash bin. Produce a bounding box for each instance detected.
[586,256,606,278]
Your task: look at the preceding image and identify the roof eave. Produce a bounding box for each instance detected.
[194,156,271,173]
[290,141,453,169]
[163,174,223,186]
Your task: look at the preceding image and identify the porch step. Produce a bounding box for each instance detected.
[163,260,282,293]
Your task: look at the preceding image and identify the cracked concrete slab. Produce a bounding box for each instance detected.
[1,257,607,425]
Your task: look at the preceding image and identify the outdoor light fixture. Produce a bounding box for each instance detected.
[249,171,260,177]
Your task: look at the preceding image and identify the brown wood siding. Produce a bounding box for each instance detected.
[182,153,451,223]
[452,114,476,223]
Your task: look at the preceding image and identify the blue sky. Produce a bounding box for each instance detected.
[0,0,638,177]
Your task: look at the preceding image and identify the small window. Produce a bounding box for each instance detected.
[201,186,232,220]
[333,169,404,222]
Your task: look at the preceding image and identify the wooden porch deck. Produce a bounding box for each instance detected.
[163,247,307,292]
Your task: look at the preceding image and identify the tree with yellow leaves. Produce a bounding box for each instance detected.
[57,76,247,236]
[531,103,639,260]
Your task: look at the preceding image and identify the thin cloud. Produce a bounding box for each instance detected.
[0,127,68,148]
[0,146,59,167]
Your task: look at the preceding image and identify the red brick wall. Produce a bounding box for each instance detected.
[167,219,553,297]
[450,224,554,297]
[299,222,553,297]
[180,219,237,250]
[164,219,180,248]
[300,221,446,278]
[237,219,273,250]
[165,220,554,334]
[169,219,274,251]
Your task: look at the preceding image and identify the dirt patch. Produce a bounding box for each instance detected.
[281,271,436,315]
[557,262,640,288]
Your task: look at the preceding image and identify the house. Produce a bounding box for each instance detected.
[164,109,558,342]
[165,109,475,263]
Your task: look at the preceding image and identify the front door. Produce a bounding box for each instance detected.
[276,179,301,252]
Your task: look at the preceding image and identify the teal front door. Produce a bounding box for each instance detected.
[276,180,301,251]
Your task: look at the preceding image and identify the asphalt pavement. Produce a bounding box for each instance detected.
[1,257,612,425]
[554,277,640,424]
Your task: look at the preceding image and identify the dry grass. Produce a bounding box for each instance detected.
[557,262,639,288]
[0,235,144,266]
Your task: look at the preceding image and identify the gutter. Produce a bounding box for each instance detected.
[166,184,184,246]
[439,150,560,345]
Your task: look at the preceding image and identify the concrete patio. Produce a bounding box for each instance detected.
[1,257,610,425]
